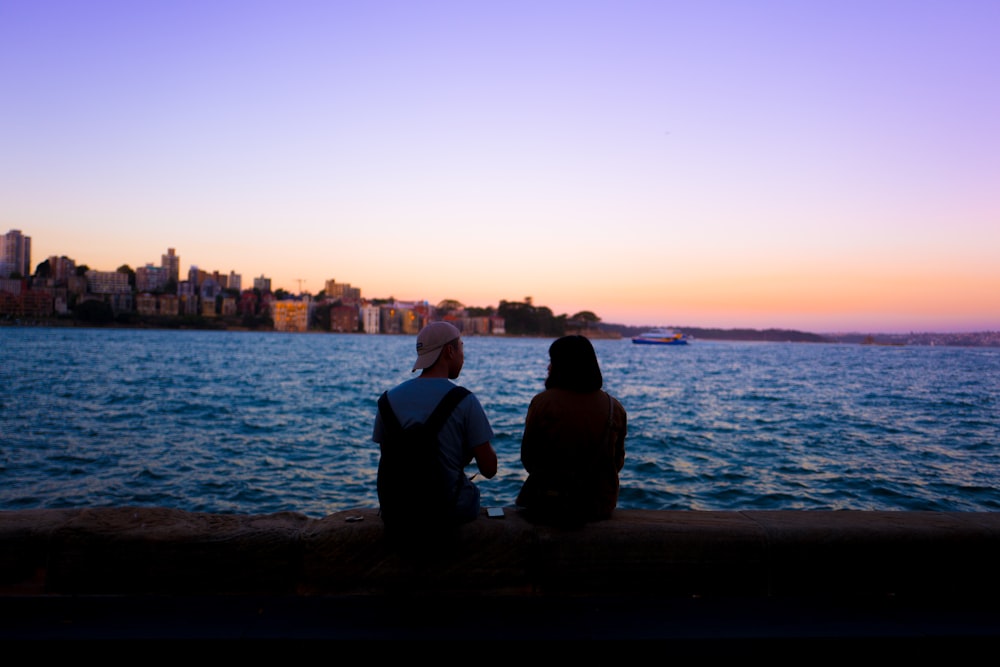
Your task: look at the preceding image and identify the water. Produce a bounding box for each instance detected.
[2,326,999,517]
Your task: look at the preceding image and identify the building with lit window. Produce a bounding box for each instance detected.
[272,300,309,332]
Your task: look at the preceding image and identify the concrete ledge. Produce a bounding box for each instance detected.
[3,507,1000,601]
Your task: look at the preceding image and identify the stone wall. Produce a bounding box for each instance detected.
[4,506,1000,601]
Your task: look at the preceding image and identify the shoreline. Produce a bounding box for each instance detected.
[4,318,999,346]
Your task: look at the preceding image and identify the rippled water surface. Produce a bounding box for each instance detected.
[2,327,998,517]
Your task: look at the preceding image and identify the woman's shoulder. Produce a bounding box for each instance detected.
[606,390,626,409]
[532,387,612,408]
[531,387,578,402]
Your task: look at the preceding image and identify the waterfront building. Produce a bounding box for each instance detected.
[330,304,360,332]
[379,302,422,334]
[158,294,179,317]
[180,294,199,315]
[239,290,259,316]
[272,300,309,332]
[136,293,158,316]
[0,278,22,296]
[1,229,31,278]
[360,303,380,334]
[462,316,492,335]
[0,279,54,317]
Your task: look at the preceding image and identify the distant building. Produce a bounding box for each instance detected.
[188,265,209,287]
[272,300,308,332]
[47,256,76,284]
[360,304,380,333]
[324,279,361,301]
[0,279,53,317]
[330,304,359,332]
[254,275,271,293]
[85,270,130,295]
[180,294,199,315]
[380,302,422,334]
[67,275,87,297]
[1,229,31,278]
[462,316,492,335]
[136,264,169,292]
[0,278,22,296]
[239,290,259,316]
[53,289,69,315]
[136,293,158,316]
[158,294,179,317]
[200,276,222,302]
[162,248,180,283]
[106,291,133,314]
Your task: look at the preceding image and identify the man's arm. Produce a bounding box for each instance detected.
[472,442,498,479]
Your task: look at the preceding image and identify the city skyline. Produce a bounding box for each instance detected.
[10,231,999,341]
[3,2,998,334]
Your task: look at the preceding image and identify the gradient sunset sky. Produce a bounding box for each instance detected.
[3,1,998,333]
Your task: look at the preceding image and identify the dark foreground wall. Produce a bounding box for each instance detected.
[3,506,1000,642]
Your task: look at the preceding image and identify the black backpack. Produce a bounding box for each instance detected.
[376,386,471,536]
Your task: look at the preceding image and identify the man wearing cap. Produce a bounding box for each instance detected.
[373,321,498,525]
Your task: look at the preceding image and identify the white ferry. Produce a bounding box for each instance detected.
[631,330,690,345]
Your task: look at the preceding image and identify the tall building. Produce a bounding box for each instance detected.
[1,229,31,278]
[47,255,76,284]
[253,275,271,292]
[324,279,361,301]
[161,248,180,283]
[188,265,209,287]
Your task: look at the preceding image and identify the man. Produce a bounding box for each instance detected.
[373,321,497,530]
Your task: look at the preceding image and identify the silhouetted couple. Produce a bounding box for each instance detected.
[372,322,627,544]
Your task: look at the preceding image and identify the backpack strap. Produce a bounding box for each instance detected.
[425,386,471,434]
[377,391,402,434]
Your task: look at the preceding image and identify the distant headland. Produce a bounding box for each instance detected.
[4,314,997,348]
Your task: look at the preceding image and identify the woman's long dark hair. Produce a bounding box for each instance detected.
[544,335,604,392]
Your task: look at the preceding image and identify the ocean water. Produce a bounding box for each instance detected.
[2,326,999,518]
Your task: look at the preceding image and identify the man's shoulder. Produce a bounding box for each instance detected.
[388,377,451,397]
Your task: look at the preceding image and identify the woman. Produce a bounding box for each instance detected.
[516,335,627,526]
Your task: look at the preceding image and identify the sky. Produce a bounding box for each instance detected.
[2,1,998,334]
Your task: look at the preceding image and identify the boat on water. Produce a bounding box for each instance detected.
[631,330,690,345]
